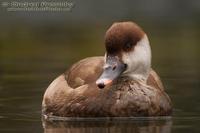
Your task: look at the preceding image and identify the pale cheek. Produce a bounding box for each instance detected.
[122,53,134,71]
[122,54,128,65]
[104,53,107,62]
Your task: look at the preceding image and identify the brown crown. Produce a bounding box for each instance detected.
[105,21,145,55]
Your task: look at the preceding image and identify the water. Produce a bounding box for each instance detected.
[43,117,172,133]
[0,22,200,133]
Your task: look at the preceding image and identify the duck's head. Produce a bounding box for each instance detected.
[96,21,152,89]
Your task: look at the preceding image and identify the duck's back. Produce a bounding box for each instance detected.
[42,57,172,117]
[66,57,104,89]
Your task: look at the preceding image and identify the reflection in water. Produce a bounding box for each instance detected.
[43,117,172,133]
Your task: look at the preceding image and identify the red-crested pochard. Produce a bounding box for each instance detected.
[42,21,172,117]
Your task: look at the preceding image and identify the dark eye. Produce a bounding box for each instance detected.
[123,43,132,51]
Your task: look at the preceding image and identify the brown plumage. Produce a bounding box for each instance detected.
[42,57,172,117]
[42,22,172,118]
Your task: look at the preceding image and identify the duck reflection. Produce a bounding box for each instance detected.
[43,117,172,133]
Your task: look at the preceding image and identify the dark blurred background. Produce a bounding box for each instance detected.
[0,0,200,133]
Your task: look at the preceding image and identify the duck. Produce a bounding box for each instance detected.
[42,21,172,117]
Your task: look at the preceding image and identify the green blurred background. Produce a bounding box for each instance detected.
[0,0,200,132]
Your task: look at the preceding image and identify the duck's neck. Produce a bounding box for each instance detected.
[128,73,149,83]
